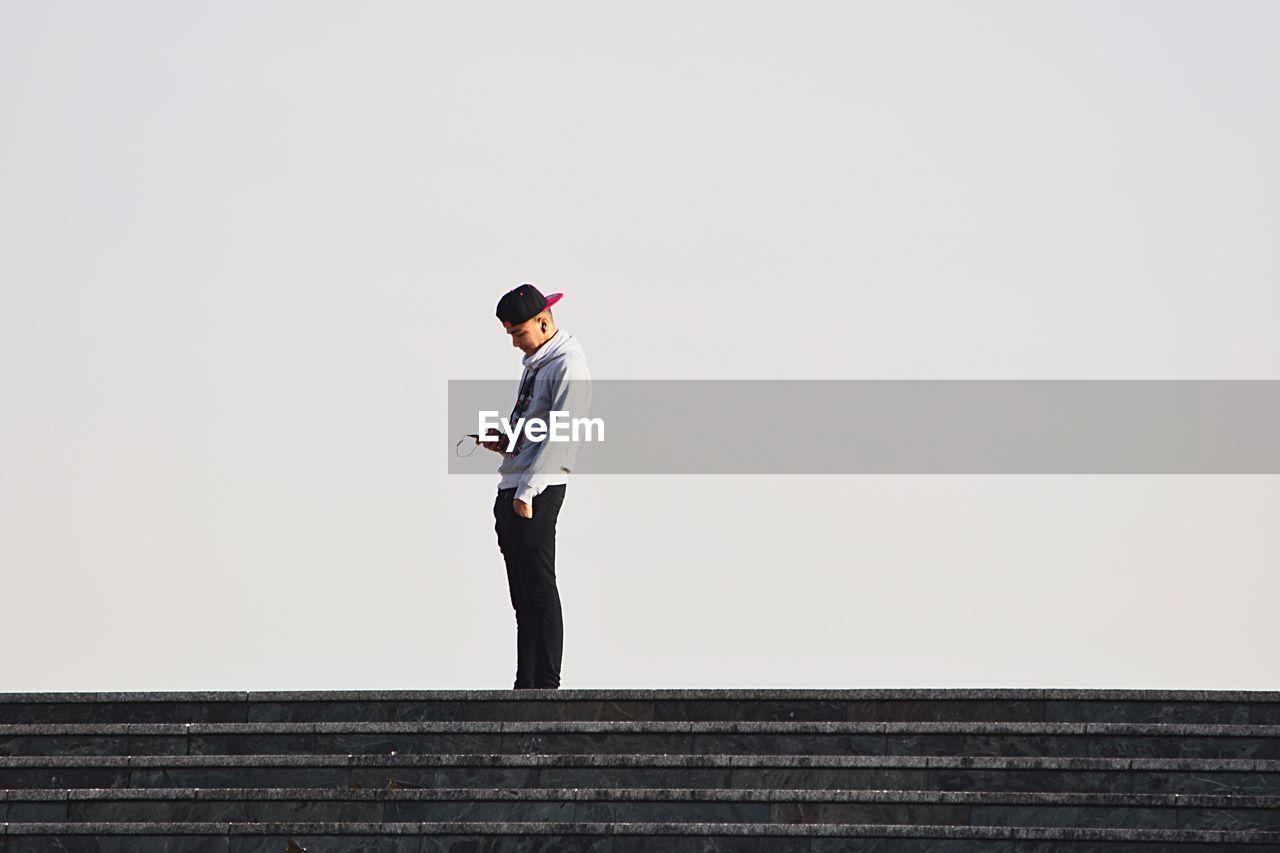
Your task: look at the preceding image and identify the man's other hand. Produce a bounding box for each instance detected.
[513,499,533,519]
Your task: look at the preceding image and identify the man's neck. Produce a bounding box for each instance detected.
[529,328,560,355]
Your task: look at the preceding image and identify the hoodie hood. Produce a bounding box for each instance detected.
[521,329,580,371]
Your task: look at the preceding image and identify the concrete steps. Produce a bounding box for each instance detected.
[1,689,1278,851]
[4,785,1280,827]
[4,720,1280,759]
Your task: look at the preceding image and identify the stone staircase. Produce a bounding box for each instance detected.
[1,689,1278,851]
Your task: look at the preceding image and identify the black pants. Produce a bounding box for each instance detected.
[494,484,567,689]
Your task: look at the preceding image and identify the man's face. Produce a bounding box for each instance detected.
[506,315,550,354]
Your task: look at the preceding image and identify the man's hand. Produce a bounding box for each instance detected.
[479,431,507,454]
[513,499,533,519]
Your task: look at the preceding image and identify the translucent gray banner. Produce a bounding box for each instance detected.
[448,380,1280,473]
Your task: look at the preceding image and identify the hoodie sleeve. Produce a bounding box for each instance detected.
[513,355,593,505]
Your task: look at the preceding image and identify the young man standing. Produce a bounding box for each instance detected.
[480,284,591,690]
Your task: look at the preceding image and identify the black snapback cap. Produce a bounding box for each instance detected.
[496,283,564,329]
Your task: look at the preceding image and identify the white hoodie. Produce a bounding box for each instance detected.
[497,329,592,504]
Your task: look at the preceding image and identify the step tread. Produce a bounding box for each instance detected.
[4,819,1280,843]
[4,752,1280,770]
[4,720,1277,736]
[3,688,1279,703]
[3,786,1279,808]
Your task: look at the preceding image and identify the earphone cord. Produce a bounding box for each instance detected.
[456,363,541,458]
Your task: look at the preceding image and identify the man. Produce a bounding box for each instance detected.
[480,284,591,690]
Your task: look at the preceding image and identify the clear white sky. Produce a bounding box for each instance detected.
[2,2,1277,692]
